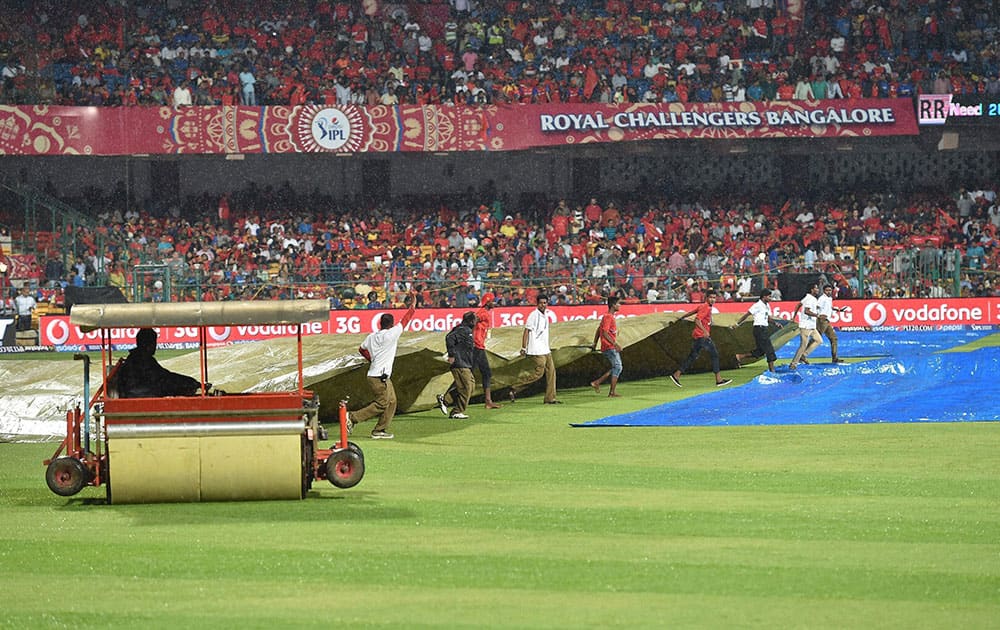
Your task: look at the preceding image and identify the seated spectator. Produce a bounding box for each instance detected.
[2,0,993,108]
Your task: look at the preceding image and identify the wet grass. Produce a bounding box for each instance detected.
[2,378,999,628]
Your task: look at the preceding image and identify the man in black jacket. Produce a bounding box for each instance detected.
[437,311,476,419]
[117,328,206,397]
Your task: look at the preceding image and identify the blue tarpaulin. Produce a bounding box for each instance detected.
[573,330,1000,427]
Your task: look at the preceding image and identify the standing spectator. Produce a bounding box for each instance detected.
[955,188,975,220]
[349,292,416,440]
[789,284,822,370]
[14,286,36,332]
[436,310,476,419]
[172,81,192,108]
[334,78,351,106]
[473,295,501,409]
[44,257,65,285]
[584,198,603,225]
[513,293,559,404]
[816,284,846,363]
[734,289,782,372]
[239,66,256,106]
[988,200,1000,229]
[669,289,732,387]
[589,295,623,397]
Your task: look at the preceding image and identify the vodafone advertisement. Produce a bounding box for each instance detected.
[39,297,1000,351]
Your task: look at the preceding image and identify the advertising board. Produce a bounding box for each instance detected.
[39,297,1000,351]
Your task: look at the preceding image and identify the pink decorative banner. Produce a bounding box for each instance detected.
[0,99,917,156]
[5,254,37,280]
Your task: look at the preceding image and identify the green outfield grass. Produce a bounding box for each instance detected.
[2,370,999,629]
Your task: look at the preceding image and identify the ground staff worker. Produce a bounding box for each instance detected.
[437,311,476,419]
[590,295,623,397]
[513,293,560,404]
[789,284,822,370]
[734,289,783,372]
[473,295,501,409]
[670,289,732,388]
[816,285,846,363]
[118,327,206,397]
[350,291,416,440]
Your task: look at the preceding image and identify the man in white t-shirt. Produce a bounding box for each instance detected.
[238,68,256,105]
[733,289,783,372]
[789,284,821,370]
[735,276,753,299]
[988,202,1000,229]
[351,292,416,439]
[512,293,559,404]
[172,81,192,108]
[816,284,847,363]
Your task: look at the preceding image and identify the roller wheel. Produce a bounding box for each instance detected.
[347,441,364,461]
[45,457,90,497]
[325,449,364,489]
[330,441,364,461]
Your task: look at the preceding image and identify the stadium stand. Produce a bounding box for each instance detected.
[0,0,997,107]
[0,0,997,313]
[2,181,997,313]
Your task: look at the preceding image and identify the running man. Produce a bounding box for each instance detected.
[816,285,846,363]
[733,289,784,372]
[789,284,822,370]
[670,289,732,387]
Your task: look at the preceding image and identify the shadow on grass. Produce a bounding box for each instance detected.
[72,491,419,526]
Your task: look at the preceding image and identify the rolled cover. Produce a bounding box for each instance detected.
[70,299,331,331]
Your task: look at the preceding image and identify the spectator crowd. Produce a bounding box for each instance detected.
[4,181,998,315]
[1,0,998,314]
[0,0,997,107]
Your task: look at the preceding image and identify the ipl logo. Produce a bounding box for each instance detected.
[311,108,352,150]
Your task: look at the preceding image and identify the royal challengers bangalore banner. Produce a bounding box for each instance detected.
[0,99,917,156]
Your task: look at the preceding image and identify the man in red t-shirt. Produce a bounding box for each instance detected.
[670,290,732,387]
[584,198,603,224]
[473,295,502,409]
[589,295,623,397]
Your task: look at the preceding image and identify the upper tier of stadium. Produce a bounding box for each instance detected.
[0,0,996,107]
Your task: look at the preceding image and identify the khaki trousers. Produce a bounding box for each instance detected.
[515,353,557,403]
[791,328,822,366]
[353,376,397,432]
[444,367,474,414]
[816,316,839,359]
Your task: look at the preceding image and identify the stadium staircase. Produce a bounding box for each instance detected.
[0,172,93,263]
